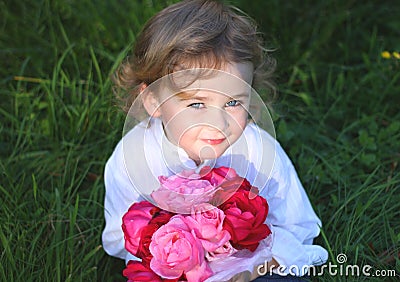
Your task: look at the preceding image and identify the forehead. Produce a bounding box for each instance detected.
[162,62,254,99]
[220,62,254,85]
[223,62,253,85]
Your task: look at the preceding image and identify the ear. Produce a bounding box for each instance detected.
[140,83,161,118]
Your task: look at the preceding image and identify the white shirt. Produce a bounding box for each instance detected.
[102,118,328,276]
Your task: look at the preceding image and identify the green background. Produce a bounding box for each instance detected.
[1,0,399,281]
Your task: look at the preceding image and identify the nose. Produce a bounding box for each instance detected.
[206,107,229,132]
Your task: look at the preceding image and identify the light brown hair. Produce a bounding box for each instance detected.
[113,0,275,112]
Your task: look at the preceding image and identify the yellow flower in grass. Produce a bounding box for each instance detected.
[393,52,400,59]
[381,51,391,59]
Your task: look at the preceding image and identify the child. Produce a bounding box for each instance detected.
[102,0,328,281]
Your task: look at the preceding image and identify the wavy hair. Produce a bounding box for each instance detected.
[113,0,276,112]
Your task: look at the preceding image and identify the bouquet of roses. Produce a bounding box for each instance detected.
[121,166,272,282]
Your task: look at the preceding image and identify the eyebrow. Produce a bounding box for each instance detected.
[177,92,249,101]
[230,93,250,100]
[178,94,208,101]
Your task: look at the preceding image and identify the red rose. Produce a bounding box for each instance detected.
[201,166,259,206]
[122,201,161,256]
[123,260,163,282]
[137,211,174,265]
[200,166,249,188]
[219,190,271,252]
[123,260,180,282]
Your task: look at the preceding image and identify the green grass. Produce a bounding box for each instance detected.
[1,0,399,281]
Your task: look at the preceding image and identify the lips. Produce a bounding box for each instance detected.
[202,138,226,145]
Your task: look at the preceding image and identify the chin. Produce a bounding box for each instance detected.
[199,151,226,161]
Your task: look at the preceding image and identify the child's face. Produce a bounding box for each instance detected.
[151,62,253,164]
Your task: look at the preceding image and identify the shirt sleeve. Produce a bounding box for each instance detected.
[261,139,328,275]
[101,139,141,262]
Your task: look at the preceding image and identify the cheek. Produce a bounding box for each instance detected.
[160,106,189,140]
[164,120,202,147]
[179,127,201,143]
[230,110,248,131]
[164,116,194,141]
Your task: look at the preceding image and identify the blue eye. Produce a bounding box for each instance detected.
[226,100,240,107]
[188,103,204,109]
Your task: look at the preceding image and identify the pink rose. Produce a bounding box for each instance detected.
[122,201,160,255]
[184,203,231,253]
[137,210,174,265]
[205,241,236,261]
[149,215,213,282]
[151,171,216,214]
